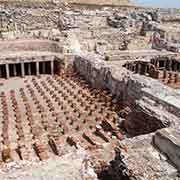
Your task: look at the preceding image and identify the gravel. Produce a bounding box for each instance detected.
[0,148,98,180]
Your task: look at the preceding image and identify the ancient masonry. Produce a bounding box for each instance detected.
[0,1,180,180]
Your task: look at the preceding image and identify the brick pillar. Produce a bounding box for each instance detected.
[144,64,148,75]
[154,59,157,67]
[137,64,141,74]
[36,61,40,76]
[175,73,179,83]
[153,70,159,79]
[164,59,167,69]
[50,60,54,75]
[168,73,173,84]
[5,64,10,79]
[42,62,46,74]
[13,64,17,76]
[163,70,167,80]
[28,63,31,75]
[174,62,178,72]
[21,62,25,78]
[127,63,130,70]
[169,60,172,71]
[156,60,159,69]
[133,65,135,72]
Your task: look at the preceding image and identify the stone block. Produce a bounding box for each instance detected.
[153,128,180,171]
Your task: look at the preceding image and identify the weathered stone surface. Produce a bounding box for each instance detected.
[100,133,179,180]
[154,128,180,171]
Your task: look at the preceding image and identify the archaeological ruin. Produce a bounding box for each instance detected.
[0,0,179,180]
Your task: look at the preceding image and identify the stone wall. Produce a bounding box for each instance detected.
[65,0,132,6]
[0,39,63,52]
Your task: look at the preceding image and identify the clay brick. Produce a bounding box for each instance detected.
[101,119,116,131]
[19,146,29,160]
[34,142,49,161]
[82,132,97,146]
[66,136,78,148]
[60,122,69,134]
[39,151,49,161]
[94,125,110,142]
[48,138,59,155]
[114,130,124,140]
[2,147,12,162]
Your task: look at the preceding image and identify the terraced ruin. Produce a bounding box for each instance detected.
[0,0,180,180]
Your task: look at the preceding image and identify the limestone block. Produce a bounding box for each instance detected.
[153,128,180,171]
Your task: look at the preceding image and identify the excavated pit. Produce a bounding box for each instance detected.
[0,54,179,180]
[0,70,127,166]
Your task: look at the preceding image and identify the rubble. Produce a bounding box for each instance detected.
[0,149,98,180]
[100,133,179,180]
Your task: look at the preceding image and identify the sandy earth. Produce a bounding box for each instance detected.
[0,148,98,180]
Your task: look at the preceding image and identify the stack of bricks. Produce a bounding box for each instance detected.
[0,92,12,162]
[10,90,25,147]
[162,70,180,85]
[34,141,49,161]
[125,61,180,88]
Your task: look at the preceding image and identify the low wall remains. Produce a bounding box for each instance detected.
[0,40,63,53]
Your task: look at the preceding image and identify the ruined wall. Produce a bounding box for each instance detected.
[74,54,180,136]
[62,6,133,53]
[0,2,153,54]
[0,2,136,53]
[65,0,132,6]
[0,39,63,52]
[0,1,60,40]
